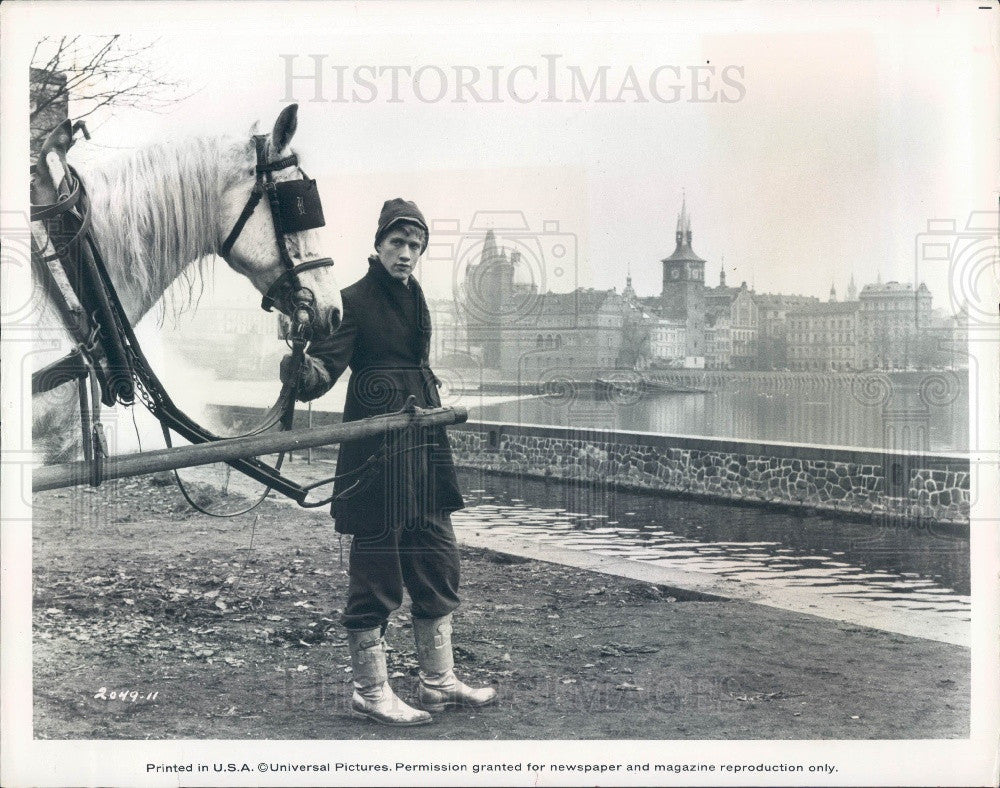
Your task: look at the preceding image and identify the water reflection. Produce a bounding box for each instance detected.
[454,470,970,622]
[468,372,969,452]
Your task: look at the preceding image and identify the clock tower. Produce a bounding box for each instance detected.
[660,196,706,358]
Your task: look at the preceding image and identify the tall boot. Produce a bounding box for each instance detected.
[346,627,432,726]
[413,613,498,712]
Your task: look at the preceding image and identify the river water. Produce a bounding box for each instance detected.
[467,371,969,452]
[453,469,970,622]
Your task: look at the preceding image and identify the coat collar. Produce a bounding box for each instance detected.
[366,257,432,338]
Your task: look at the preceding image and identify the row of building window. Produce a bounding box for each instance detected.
[790,333,855,343]
[530,334,619,349]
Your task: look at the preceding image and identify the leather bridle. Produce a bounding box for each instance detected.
[219,134,335,341]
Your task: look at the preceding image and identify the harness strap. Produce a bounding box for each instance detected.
[88,365,107,487]
[219,184,262,257]
[261,257,335,312]
[73,355,107,487]
[33,165,135,405]
[259,139,297,274]
[79,216,136,405]
[31,230,89,340]
[30,177,83,221]
[258,153,298,172]
[30,224,113,400]
[34,195,93,264]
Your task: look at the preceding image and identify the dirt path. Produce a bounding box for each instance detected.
[32,475,968,739]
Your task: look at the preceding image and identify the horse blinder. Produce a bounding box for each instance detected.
[274,178,325,233]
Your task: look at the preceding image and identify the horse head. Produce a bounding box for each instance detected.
[218,104,342,337]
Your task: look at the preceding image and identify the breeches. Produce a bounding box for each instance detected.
[341,511,461,631]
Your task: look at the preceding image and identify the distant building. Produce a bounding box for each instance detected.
[753,292,821,369]
[489,288,631,380]
[704,280,757,369]
[461,229,637,379]
[462,229,536,369]
[656,197,706,360]
[949,306,970,370]
[787,301,859,371]
[847,273,858,301]
[705,312,731,369]
[857,281,933,369]
[452,198,957,376]
[647,316,687,366]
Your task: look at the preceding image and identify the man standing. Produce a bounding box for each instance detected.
[283,198,496,726]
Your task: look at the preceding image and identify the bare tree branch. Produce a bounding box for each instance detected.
[30,35,188,153]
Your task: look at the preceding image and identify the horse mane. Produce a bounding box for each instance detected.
[77,134,252,324]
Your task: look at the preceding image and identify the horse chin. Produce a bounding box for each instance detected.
[303,305,340,339]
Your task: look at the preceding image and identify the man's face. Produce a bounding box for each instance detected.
[376,225,425,284]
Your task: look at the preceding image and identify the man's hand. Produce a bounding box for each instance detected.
[280,353,331,402]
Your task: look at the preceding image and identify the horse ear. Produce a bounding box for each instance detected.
[271,103,298,151]
[33,119,74,197]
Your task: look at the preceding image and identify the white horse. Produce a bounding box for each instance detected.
[31,104,342,462]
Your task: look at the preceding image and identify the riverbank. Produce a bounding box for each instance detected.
[32,477,968,739]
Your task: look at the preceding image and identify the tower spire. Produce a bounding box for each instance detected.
[623,261,636,299]
[480,229,498,265]
[719,254,726,287]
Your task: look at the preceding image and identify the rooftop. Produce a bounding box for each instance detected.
[860,280,930,295]
[788,300,859,315]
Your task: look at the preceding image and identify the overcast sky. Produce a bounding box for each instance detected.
[26,1,998,313]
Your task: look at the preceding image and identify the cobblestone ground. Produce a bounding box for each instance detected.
[30,475,968,740]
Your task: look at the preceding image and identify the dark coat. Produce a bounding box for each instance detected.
[304,259,464,536]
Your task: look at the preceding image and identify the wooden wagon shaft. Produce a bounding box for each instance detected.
[32,406,468,493]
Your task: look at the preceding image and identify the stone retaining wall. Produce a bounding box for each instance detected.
[207,406,971,525]
[448,422,970,525]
